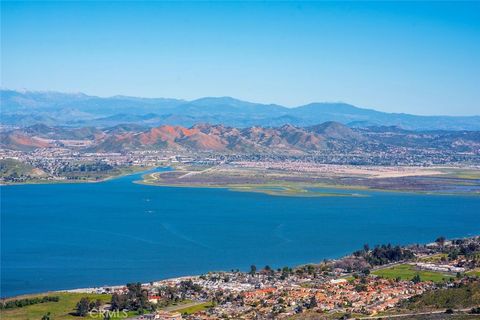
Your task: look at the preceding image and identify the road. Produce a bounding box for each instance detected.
[178,167,215,179]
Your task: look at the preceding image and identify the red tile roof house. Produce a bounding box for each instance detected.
[148,295,162,304]
[243,287,276,299]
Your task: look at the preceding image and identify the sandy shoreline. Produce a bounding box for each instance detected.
[57,275,201,295]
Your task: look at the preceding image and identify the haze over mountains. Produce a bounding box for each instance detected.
[2,90,480,131]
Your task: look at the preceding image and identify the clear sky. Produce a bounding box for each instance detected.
[1,1,479,115]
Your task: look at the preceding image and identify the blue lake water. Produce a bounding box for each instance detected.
[1,168,479,297]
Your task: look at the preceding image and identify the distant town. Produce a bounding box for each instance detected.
[2,143,480,196]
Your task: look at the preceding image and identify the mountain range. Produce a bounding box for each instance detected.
[2,90,480,131]
[2,122,479,156]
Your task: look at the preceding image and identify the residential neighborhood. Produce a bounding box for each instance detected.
[53,236,480,320]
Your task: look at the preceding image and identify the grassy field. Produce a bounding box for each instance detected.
[466,268,480,277]
[227,183,359,197]
[372,264,453,283]
[439,168,480,180]
[174,301,214,315]
[0,158,38,175]
[0,292,113,320]
[417,253,448,263]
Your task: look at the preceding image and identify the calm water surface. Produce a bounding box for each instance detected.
[1,168,479,297]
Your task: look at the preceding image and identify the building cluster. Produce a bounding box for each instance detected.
[413,262,465,274]
[92,272,434,319]
[0,148,178,182]
[0,148,174,171]
[2,143,479,182]
[62,237,480,320]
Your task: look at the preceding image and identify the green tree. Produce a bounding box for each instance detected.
[110,293,126,311]
[436,236,446,246]
[412,274,421,284]
[76,297,91,317]
[306,265,315,275]
[249,265,257,275]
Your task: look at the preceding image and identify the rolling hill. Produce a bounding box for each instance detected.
[2,122,479,156]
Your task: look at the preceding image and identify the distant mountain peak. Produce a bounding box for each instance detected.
[1,89,479,130]
[190,96,257,106]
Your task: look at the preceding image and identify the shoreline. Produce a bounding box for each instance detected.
[138,169,480,198]
[3,163,480,197]
[4,235,479,300]
[139,178,480,197]
[0,165,156,187]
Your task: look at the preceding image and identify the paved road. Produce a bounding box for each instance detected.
[178,167,215,179]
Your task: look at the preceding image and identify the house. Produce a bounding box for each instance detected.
[155,311,183,320]
[148,295,162,304]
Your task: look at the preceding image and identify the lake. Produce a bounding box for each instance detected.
[1,168,479,297]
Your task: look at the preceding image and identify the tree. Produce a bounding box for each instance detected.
[365,244,414,266]
[76,297,91,316]
[436,236,446,246]
[355,284,367,292]
[307,296,317,309]
[412,274,421,284]
[280,266,291,279]
[448,250,459,260]
[41,312,51,320]
[111,293,127,311]
[158,285,178,301]
[249,265,257,275]
[306,265,315,275]
[88,299,101,312]
[116,282,151,311]
[363,244,370,253]
[470,307,480,314]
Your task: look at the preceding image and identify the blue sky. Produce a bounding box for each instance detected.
[1,1,479,115]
